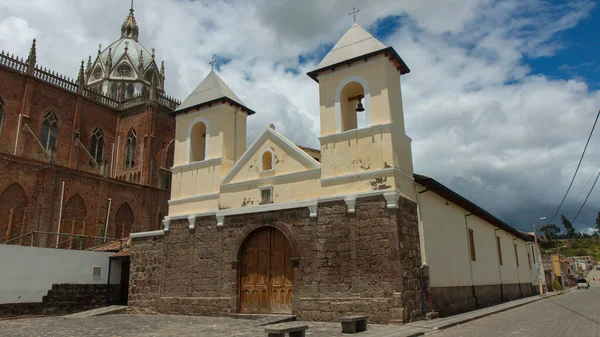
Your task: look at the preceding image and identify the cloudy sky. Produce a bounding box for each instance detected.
[1,0,599,233]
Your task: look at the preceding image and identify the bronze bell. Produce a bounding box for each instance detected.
[356,99,365,112]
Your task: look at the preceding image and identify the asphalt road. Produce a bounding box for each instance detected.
[433,269,600,336]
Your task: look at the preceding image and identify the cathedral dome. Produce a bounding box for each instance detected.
[100,37,153,69]
[85,3,165,98]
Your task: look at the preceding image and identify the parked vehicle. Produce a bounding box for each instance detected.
[577,279,589,289]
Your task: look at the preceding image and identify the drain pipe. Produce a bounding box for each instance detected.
[55,181,66,246]
[104,198,112,243]
[494,229,504,301]
[419,264,427,318]
[513,238,523,298]
[14,114,22,155]
[106,257,113,305]
[233,107,240,162]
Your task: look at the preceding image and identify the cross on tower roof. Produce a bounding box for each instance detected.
[209,56,217,70]
[349,7,359,23]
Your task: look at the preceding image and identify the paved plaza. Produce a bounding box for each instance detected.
[0,314,409,337]
[2,275,600,337]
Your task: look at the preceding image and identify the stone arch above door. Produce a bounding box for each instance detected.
[231,221,300,263]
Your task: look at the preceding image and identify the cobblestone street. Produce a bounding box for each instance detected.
[0,314,406,337]
[1,277,599,337]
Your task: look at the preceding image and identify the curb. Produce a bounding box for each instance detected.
[404,289,573,336]
[433,289,570,331]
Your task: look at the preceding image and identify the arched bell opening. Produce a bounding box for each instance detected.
[190,121,207,162]
[339,81,367,132]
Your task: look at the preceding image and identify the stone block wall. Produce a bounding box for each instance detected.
[0,283,120,317]
[128,235,164,313]
[129,194,423,324]
[429,282,536,317]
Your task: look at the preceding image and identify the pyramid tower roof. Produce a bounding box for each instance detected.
[175,70,254,115]
[307,24,409,82]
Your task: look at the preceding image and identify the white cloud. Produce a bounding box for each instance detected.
[0,0,598,231]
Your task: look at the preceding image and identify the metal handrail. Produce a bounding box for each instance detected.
[0,231,125,250]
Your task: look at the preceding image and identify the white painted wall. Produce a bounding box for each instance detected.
[418,190,472,287]
[418,188,533,288]
[467,215,503,286]
[0,245,121,304]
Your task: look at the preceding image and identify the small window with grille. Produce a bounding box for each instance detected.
[260,186,273,204]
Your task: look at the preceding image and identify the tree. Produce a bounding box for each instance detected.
[540,223,561,242]
[561,214,576,239]
[596,211,600,233]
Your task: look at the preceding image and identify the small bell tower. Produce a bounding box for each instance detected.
[307,23,414,197]
[169,69,255,214]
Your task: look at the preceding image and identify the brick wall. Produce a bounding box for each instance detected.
[0,65,174,190]
[0,63,174,244]
[0,153,169,245]
[129,194,423,324]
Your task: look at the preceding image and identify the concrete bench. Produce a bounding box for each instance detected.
[264,323,308,337]
[341,315,368,334]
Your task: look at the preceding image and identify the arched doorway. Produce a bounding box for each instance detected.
[239,227,293,314]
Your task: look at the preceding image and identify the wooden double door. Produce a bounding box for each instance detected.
[240,227,293,314]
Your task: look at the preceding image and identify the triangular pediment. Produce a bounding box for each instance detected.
[110,54,138,79]
[87,55,105,84]
[221,128,320,185]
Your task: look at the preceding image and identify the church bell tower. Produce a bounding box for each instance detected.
[307,23,415,198]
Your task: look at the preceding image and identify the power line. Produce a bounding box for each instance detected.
[571,170,600,224]
[546,109,600,225]
[573,163,600,205]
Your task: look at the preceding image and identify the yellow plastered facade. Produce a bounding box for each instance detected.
[168,50,417,216]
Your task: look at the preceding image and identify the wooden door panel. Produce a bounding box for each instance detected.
[240,228,270,313]
[240,227,293,314]
[257,251,268,286]
[270,229,293,313]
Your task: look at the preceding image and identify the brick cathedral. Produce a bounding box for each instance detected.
[0,6,179,247]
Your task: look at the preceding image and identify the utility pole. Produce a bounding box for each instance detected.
[533,219,544,295]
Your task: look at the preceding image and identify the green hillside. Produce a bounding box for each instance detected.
[541,237,600,260]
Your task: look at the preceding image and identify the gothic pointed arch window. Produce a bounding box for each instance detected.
[165,141,175,169]
[41,111,59,150]
[90,127,104,165]
[126,84,135,98]
[0,183,28,243]
[160,141,175,190]
[62,194,87,247]
[110,83,119,98]
[0,98,4,137]
[144,69,154,83]
[125,129,136,168]
[114,203,134,238]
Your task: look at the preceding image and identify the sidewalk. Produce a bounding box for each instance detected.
[393,288,573,336]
